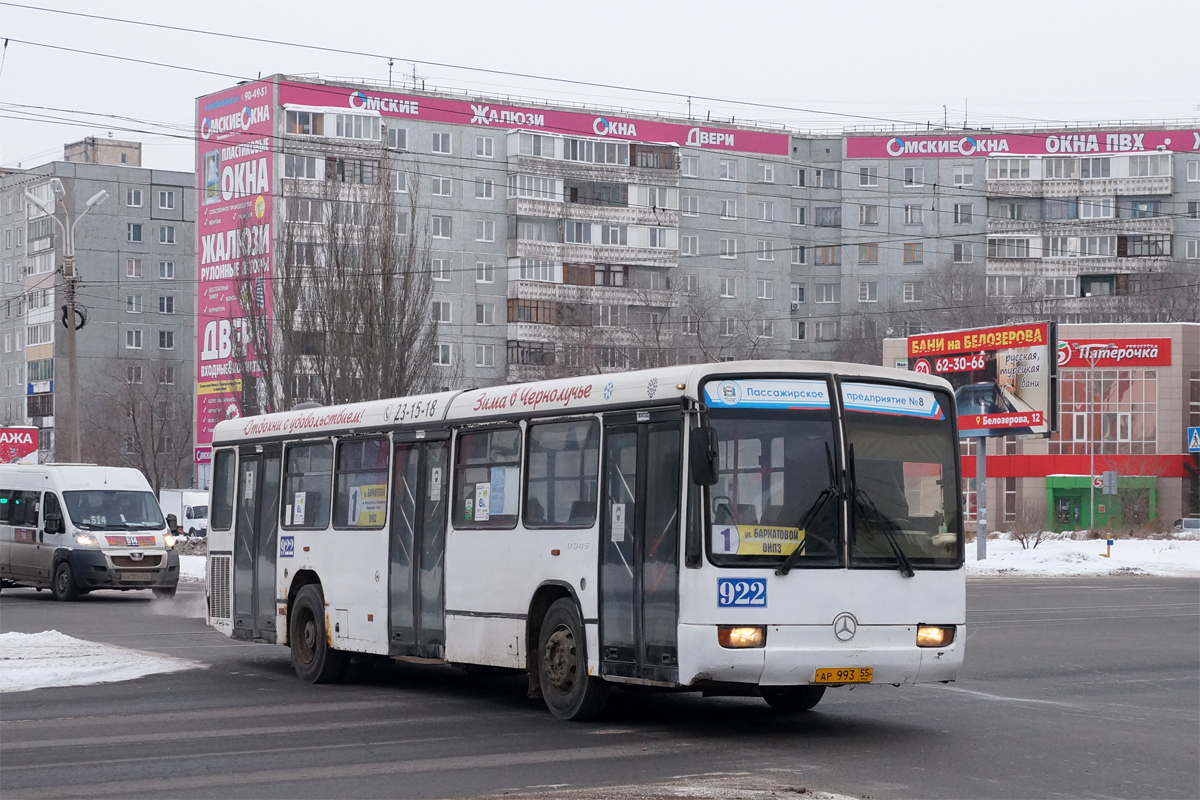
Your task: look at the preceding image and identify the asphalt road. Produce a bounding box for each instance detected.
[1,576,1197,800]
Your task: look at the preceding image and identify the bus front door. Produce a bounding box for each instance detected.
[600,415,681,684]
[389,436,449,659]
[233,446,282,642]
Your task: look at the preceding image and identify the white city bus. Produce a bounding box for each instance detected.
[206,360,964,719]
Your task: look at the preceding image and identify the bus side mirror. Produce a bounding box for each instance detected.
[45,516,64,535]
[689,427,719,486]
[166,513,178,530]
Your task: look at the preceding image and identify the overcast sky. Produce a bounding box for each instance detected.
[2,0,1198,174]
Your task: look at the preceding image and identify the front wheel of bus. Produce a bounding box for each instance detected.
[52,561,80,601]
[290,584,347,684]
[538,598,607,721]
[762,685,826,712]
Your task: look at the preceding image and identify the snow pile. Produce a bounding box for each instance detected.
[967,537,1200,577]
[0,630,199,693]
[179,554,206,583]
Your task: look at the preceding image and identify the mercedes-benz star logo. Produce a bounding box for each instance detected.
[832,612,858,642]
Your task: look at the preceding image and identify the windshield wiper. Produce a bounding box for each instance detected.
[849,445,915,579]
[776,443,839,576]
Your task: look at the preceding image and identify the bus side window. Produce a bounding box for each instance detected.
[283,441,333,529]
[333,437,390,529]
[454,428,521,529]
[211,450,237,531]
[525,419,599,528]
[0,489,11,524]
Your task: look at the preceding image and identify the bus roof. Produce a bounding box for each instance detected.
[211,360,953,446]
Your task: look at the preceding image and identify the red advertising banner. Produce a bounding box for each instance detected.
[908,323,1056,438]
[1056,338,1172,368]
[277,81,791,156]
[194,79,276,464]
[0,427,39,463]
[847,129,1200,159]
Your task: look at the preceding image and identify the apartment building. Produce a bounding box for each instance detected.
[0,140,195,484]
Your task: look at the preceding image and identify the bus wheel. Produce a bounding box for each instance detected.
[52,562,80,602]
[762,685,826,712]
[153,586,177,600]
[289,584,347,684]
[537,598,607,721]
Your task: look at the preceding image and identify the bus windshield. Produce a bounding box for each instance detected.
[842,382,962,568]
[63,490,165,530]
[705,405,841,568]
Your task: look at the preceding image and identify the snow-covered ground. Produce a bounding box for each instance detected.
[0,630,201,693]
[180,554,206,582]
[966,536,1199,577]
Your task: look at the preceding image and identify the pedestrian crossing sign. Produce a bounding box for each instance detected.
[1189,427,1200,453]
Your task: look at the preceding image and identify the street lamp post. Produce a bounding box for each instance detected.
[23,179,108,463]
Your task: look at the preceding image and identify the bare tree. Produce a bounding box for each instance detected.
[81,360,194,493]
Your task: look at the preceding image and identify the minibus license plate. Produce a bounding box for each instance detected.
[814,667,873,684]
[121,572,153,582]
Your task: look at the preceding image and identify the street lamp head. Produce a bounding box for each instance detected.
[49,178,66,198]
[85,190,109,209]
[22,190,52,216]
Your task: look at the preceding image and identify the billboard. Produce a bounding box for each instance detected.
[846,128,1200,159]
[1057,338,1172,368]
[907,322,1057,438]
[194,79,276,464]
[0,427,39,464]
[276,81,790,156]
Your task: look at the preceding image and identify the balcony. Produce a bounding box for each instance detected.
[987,216,1174,235]
[508,279,677,308]
[508,197,678,227]
[509,155,678,186]
[987,175,1173,197]
[985,257,1170,276]
[509,239,678,268]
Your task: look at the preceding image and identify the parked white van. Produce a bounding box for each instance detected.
[0,464,180,600]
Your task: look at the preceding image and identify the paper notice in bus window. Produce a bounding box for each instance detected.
[430,467,442,501]
[490,467,520,515]
[611,503,625,542]
[712,524,803,556]
[294,492,306,525]
[348,483,387,527]
[285,504,293,526]
[475,482,491,521]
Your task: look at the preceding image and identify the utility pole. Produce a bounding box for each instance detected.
[24,179,108,463]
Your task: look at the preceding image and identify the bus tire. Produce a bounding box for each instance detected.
[153,586,177,599]
[761,685,825,712]
[52,561,80,602]
[537,598,607,721]
[289,584,347,684]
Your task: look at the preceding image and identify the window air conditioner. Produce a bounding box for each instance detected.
[790,301,801,311]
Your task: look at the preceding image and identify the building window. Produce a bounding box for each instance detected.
[988,158,1031,179]
[475,303,494,325]
[125,258,142,278]
[903,204,923,225]
[1045,277,1077,296]
[720,317,737,337]
[791,205,806,226]
[757,319,774,338]
[682,274,699,294]
[1128,200,1162,219]
[475,219,495,242]
[681,155,699,177]
[814,207,841,227]
[432,215,452,238]
[126,329,143,349]
[600,224,627,245]
[681,235,699,256]
[126,295,143,313]
[158,296,174,314]
[680,314,698,335]
[791,244,806,265]
[953,242,972,263]
[903,282,923,302]
[953,203,973,224]
[720,199,737,220]
[1079,197,1114,219]
[682,195,699,216]
[816,283,840,303]
[1186,240,1200,260]
[987,276,1024,296]
[158,190,175,210]
[474,177,494,199]
[159,225,176,245]
[1079,157,1111,179]
[127,223,142,243]
[432,258,451,282]
[953,165,973,185]
[432,176,452,197]
[791,284,805,304]
[475,345,495,368]
[757,240,774,261]
[987,238,1030,259]
[793,167,806,187]
[434,344,451,366]
[903,242,923,263]
[859,281,878,302]
[475,136,494,158]
[719,159,738,181]
[814,246,839,266]
[158,260,174,279]
[903,166,924,187]
[432,132,452,154]
[858,205,878,225]
[815,321,839,341]
[792,320,806,341]
[1001,202,1027,220]
[159,330,174,350]
[757,279,773,300]
[127,365,143,384]
[815,169,840,189]
[158,365,175,385]
[858,243,878,264]
[597,305,623,327]
[757,200,774,222]
[476,261,495,283]
[126,188,142,207]
[719,238,738,259]
[648,227,670,249]
[433,301,451,324]
[286,109,324,135]
[757,163,774,183]
[858,166,878,187]
[519,258,554,282]
[719,276,737,298]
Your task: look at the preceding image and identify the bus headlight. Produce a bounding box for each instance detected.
[916,625,955,647]
[718,626,765,648]
[163,533,177,549]
[74,532,98,546]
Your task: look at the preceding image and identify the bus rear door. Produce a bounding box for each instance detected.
[233,445,282,642]
[600,412,682,684]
